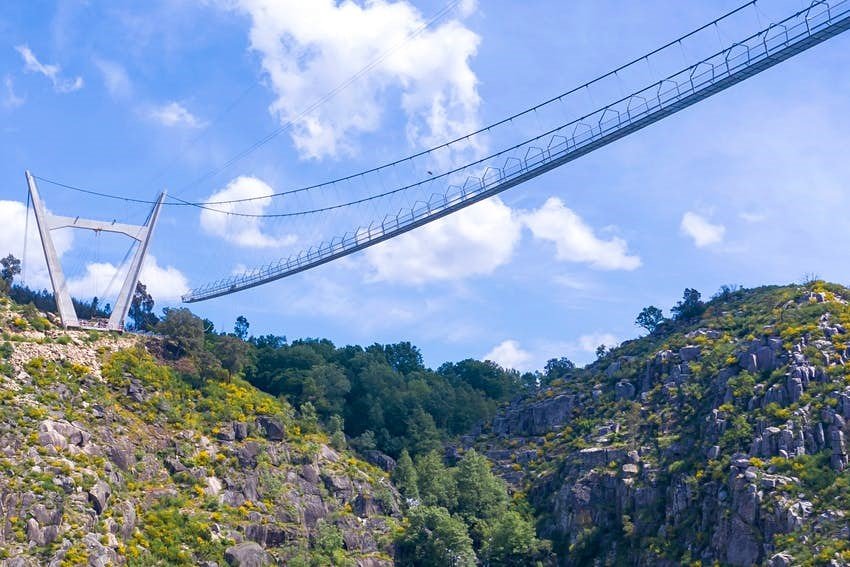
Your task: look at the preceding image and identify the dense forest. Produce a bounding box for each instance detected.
[7,263,539,459]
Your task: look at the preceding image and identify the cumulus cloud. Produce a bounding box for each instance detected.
[230,0,482,159]
[483,339,533,371]
[483,333,620,372]
[574,332,619,354]
[200,176,296,248]
[680,211,725,247]
[149,102,204,128]
[3,76,24,109]
[522,197,641,270]
[363,195,641,284]
[0,200,73,290]
[66,255,189,302]
[94,59,132,98]
[15,45,83,93]
[365,197,521,284]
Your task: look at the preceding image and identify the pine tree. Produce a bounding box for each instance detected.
[393,449,419,501]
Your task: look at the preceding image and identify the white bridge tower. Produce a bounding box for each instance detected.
[26,170,166,332]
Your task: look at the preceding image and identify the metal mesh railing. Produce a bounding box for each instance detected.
[184,0,850,302]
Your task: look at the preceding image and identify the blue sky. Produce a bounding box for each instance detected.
[1,0,849,370]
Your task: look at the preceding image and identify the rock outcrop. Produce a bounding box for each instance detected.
[0,300,400,566]
[477,284,850,566]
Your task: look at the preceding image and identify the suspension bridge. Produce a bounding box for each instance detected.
[23,0,850,327]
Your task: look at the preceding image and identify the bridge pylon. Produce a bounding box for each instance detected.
[25,170,166,332]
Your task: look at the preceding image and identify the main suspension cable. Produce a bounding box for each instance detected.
[33,1,760,211]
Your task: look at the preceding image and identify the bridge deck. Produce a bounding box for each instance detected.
[184,0,850,303]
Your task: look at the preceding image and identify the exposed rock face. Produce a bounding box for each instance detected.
[480,286,850,566]
[492,394,578,436]
[0,303,401,566]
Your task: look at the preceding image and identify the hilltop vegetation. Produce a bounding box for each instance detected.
[470,281,850,566]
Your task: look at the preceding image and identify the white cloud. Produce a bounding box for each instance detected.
[483,333,620,372]
[483,339,533,371]
[230,0,481,159]
[15,45,83,93]
[3,76,24,108]
[680,211,725,247]
[522,197,641,270]
[66,255,188,302]
[363,195,640,285]
[739,211,766,223]
[575,332,619,354]
[200,176,297,248]
[0,200,73,290]
[139,256,190,302]
[94,58,131,98]
[365,196,521,284]
[149,101,204,128]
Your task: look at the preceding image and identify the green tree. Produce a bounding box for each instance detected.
[393,449,419,500]
[396,506,477,567]
[299,401,319,434]
[129,282,159,331]
[484,510,550,566]
[453,450,508,522]
[215,334,251,378]
[305,364,350,417]
[249,334,287,348]
[635,305,665,333]
[328,415,346,451]
[351,430,376,452]
[595,344,609,360]
[382,342,425,375]
[195,349,227,383]
[544,357,575,382]
[438,359,517,400]
[0,254,21,286]
[405,408,442,455]
[671,288,705,321]
[234,315,250,340]
[157,307,205,358]
[416,451,457,509]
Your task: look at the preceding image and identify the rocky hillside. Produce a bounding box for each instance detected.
[470,282,850,566]
[0,297,400,566]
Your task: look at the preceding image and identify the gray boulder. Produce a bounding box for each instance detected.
[679,345,701,362]
[256,416,284,441]
[768,553,794,567]
[224,542,272,567]
[233,421,248,440]
[88,480,111,515]
[237,442,261,469]
[363,450,396,472]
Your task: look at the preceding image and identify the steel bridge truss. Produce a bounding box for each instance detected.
[184,0,850,303]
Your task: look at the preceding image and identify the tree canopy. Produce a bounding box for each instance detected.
[635,305,665,333]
